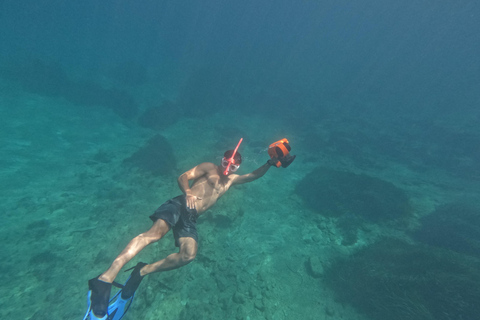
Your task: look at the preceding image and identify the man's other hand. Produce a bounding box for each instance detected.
[186,194,202,209]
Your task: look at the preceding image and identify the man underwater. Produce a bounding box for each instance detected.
[84,138,294,320]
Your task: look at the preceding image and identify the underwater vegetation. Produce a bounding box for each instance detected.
[325,239,480,320]
[123,134,176,176]
[413,202,480,257]
[295,167,410,221]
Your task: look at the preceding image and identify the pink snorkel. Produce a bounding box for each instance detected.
[223,138,243,175]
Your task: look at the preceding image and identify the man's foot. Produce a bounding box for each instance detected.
[121,262,148,299]
[87,277,112,318]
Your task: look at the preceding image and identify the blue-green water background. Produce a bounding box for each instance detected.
[1,1,480,319]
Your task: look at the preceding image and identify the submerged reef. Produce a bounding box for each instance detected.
[138,100,183,130]
[66,81,137,119]
[123,134,176,176]
[295,167,410,221]
[325,239,480,320]
[177,66,235,117]
[413,202,480,257]
[107,60,148,86]
[1,58,138,119]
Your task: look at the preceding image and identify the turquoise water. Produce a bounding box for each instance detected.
[1,1,480,319]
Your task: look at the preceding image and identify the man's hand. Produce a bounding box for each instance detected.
[268,155,295,168]
[267,157,279,167]
[186,194,202,209]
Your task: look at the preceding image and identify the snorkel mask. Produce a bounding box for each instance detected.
[222,138,243,175]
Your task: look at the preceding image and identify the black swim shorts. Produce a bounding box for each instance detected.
[149,195,199,247]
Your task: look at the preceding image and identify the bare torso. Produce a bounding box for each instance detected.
[188,165,235,214]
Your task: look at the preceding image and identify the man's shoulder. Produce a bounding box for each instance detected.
[197,162,216,167]
[196,162,217,170]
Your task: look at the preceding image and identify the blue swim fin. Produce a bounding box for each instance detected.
[83,277,112,320]
[106,290,133,320]
[107,262,147,320]
[83,263,147,320]
[83,281,131,320]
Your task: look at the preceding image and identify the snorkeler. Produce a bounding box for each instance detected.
[83,138,295,320]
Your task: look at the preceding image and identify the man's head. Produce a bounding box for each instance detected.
[221,149,242,174]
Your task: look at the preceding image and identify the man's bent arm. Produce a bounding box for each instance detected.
[177,162,208,192]
[178,163,214,209]
[177,162,215,195]
[232,162,272,185]
[177,172,193,196]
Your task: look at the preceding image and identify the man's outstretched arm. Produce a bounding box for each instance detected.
[232,161,274,185]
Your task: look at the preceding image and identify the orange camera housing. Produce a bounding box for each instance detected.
[268,138,295,168]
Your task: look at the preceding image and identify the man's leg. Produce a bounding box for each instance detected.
[99,219,170,283]
[117,237,197,302]
[139,237,198,276]
[88,219,170,318]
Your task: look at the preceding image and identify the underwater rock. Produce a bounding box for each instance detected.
[138,100,183,130]
[100,87,138,119]
[295,167,410,221]
[211,214,234,229]
[2,57,138,119]
[177,66,234,117]
[29,251,59,267]
[26,219,51,240]
[27,219,50,230]
[325,304,335,317]
[108,61,148,86]
[67,82,138,119]
[325,238,480,320]
[123,134,176,176]
[5,58,70,97]
[306,256,324,278]
[337,213,361,246]
[254,298,265,312]
[413,202,480,257]
[91,150,112,164]
[232,292,246,304]
[235,306,247,320]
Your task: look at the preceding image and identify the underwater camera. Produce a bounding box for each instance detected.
[268,138,296,168]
